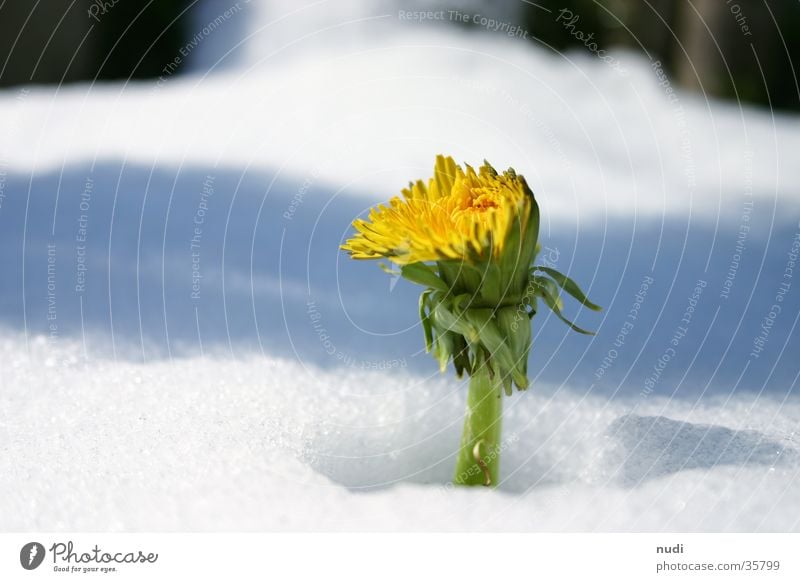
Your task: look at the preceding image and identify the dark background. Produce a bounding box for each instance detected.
[1,0,798,110]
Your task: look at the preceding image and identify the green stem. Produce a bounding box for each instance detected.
[454,354,503,486]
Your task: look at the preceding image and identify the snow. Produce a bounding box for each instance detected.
[2,0,800,531]
[1,334,798,531]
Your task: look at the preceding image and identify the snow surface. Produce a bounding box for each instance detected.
[1,335,799,531]
[2,0,800,531]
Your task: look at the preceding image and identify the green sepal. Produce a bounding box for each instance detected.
[534,266,602,311]
[462,308,528,389]
[533,276,564,311]
[493,183,539,299]
[431,299,480,344]
[475,262,503,304]
[533,276,596,335]
[515,180,540,291]
[500,368,513,396]
[401,262,449,292]
[452,333,471,378]
[419,289,434,352]
[433,330,456,372]
[496,306,531,388]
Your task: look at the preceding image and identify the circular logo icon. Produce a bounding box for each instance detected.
[20,542,45,570]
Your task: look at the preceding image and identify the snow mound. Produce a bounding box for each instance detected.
[2,335,798,531]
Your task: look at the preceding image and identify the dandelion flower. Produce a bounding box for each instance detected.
[342,155,601,486]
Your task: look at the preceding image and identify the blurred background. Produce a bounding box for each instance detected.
[2,0,798,110]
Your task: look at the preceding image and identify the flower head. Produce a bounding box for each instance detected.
[341,155,534,265]
[341,155,600,394]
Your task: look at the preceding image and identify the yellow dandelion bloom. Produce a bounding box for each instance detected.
[339,154,600,487]
[341,155,534,264]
